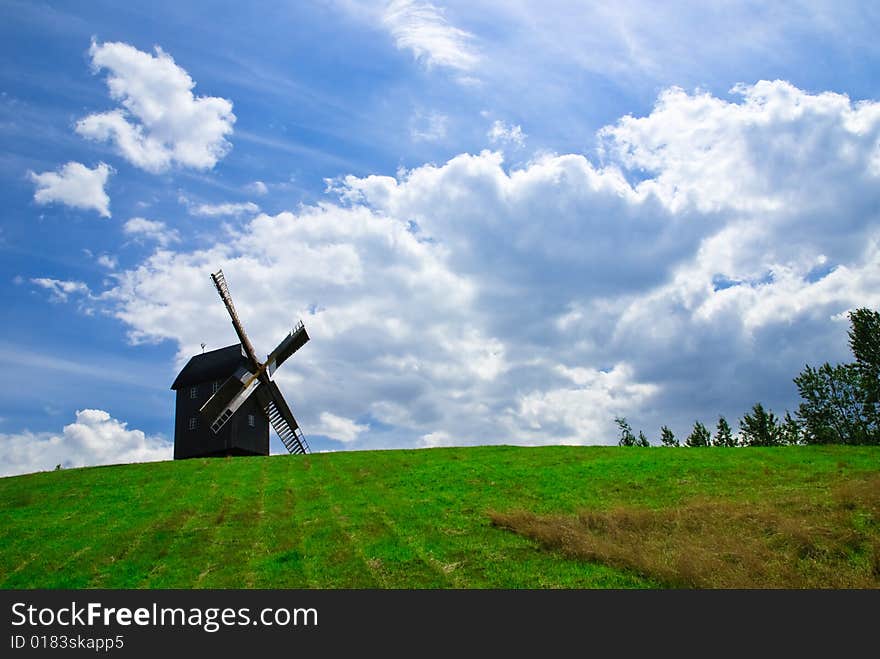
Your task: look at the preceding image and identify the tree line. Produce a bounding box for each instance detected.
[616,307,880,447]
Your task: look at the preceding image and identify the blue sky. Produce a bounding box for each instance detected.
[2,0,879,475]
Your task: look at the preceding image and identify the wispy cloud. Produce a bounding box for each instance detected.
[0,343,166,389]
[96,254,118,270]
[246,180,268,196]
[410,110,448,142]
[188,201,260,217]
[30,278,91,303]
[123,217,181,247]
[382,0,479,74]
[487,119,525,147]
[235,129,363,170]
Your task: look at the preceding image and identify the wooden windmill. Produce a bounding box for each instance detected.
[171,269,310,459]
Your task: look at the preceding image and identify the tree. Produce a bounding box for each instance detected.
[713,416,735,447]
[794,363,873,444]
[636,430,650,447]
[848,307,880,432]
[739,402,783,446]
[848,308,880,386]
[660,425,679,447]
[793,307,879,445]
[780,411,802,446]
[615,417,636,447]
[685,421,711,447]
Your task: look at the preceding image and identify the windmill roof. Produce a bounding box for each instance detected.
[170,344,250,390]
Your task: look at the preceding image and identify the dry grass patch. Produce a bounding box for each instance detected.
[490,475,880,589]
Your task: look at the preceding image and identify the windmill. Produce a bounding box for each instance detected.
[170,269,310,458]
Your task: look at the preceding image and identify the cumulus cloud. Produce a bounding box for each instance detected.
[75,41,235,173]
[96,203,500,447]
[595,81,880,325]
[383,0,479,74]
[333,149,690,303]
[28,161,112,217]
[0,409,171,478]
[508,364,659,444]
[599,80,880,215]
[420,430,453,447]
[316,412,369,443]
[40,80,880,447]
[123,217,181,247]
[487,119,525,147]
[188,201,260,217]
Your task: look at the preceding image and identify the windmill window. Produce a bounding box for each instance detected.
[188,417,199,431]
[212,381,220,394]
[189,386,198,399]
[248,414,255,428]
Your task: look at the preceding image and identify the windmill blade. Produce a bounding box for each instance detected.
[200,366,261,434]
[255,381,310,454]
[266,321,310,376]
[210,269,262,370]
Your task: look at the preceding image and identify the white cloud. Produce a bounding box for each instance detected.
[43,80,880,447]
[0,409,171,478]
[410,110,448,142]
[508,364,659,444]
[383,0,479,74]
[437,3,879,95]
[246,181,269,195]
[333,149,684,301]
[94,204,496,447]
[487,119,525,147]
[123,217,181,247]
[420,430,453,447]
[30,278,91,303]
[28,161,112,217]
[75,41,235,173]
[189,201,260,217]
[594,81,880,335]
[599,80,880,214]
[96,254,118,270]
[316,412,369,443]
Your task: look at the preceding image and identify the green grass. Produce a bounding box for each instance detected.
[0,445,877,588]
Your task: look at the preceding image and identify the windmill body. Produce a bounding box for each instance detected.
[171,344,269,458]
[170,269,311,460]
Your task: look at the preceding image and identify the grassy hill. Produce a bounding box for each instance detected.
[1,445,878,588]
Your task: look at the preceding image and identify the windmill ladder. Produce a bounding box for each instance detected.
[265,399,310,454]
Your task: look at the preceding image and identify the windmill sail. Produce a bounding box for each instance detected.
[200,366,261,434]
[256,381,310,454]
[267,321,310,376]
[210,269,261,369]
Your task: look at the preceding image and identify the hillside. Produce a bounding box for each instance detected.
[1,445,878,588]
